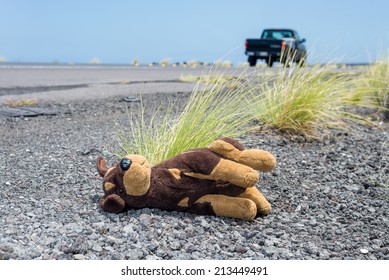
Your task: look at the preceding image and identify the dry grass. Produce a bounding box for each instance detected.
[116,69,256,164]
[159,59,170,67]
[350,58,389,110]
[89,57,101,64]
[251,64,370,138]
[115,59,389,161]
[132,58,140,66]
[5,99,38,107]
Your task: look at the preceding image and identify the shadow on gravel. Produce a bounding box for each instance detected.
[0,106,61,117]
[0,84,88,96]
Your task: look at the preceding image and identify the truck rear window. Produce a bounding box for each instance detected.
[262,30,293,39]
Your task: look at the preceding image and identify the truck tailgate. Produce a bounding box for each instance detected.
[246,39,282,52]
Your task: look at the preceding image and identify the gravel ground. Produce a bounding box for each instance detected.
[1,75,388,260]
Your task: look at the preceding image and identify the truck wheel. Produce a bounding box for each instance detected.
[281,55,291,67]
[266,58,273,67]
[298,56,307,67]
[248,56,257,67]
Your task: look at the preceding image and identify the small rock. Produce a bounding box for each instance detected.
[139,214,152,225]
[293,223,305,229]
[107,235,122,244]
[26,212,36,218]
[367,207,376,213]
[93,222,105,228]
[145,255,160,260]
[146,243,158,252]
[184,244,197,253]
[360,248,369,254]
[170,241,181,250]
[344,185,359,192]
[74,254,85,260]
[233,231,243,240]
[261,246,278,257]
[235,245,247,254]
[275,231,284,238]
[92,244,103,252]
[200,219,209,228]
[123,224,134,234]
[141,208,152,215]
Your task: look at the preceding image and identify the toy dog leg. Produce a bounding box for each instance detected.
[194,194,257,220]
[208,138,276,172]
[238,186,271,215]
[185,158,259,188]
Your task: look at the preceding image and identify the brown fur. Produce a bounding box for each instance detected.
[96,138,276,220]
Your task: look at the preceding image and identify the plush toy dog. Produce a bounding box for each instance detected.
[96,138,276,220]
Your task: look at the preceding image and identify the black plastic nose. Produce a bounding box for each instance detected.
[120,158,132,171]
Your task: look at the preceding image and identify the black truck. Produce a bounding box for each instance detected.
[245,28,307,67]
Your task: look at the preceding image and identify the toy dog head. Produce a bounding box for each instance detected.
[96,155,151,213]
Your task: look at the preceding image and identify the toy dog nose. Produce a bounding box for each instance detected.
[120,158,132,171]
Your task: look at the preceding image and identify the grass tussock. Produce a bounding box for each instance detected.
[116,69,256,164]
[179,74,240,86]
[214,60,233,68]
[252,64,368,137]
[159,59,170,67]
[132,58,139,67]
[89,57,101,64]
[351,58,389,110]
[178,74,200,83]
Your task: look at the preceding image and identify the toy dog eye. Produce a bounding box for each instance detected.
[120,158,132,171]
[117,188,125,195]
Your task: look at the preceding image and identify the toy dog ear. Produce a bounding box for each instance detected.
[99,194,126,213]
[96,156,108,177]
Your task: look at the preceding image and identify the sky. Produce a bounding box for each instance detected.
[1,0,389,65]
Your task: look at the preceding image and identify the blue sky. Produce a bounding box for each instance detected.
[1,0,389,65]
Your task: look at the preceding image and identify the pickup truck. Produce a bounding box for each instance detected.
[245,29,307,67]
